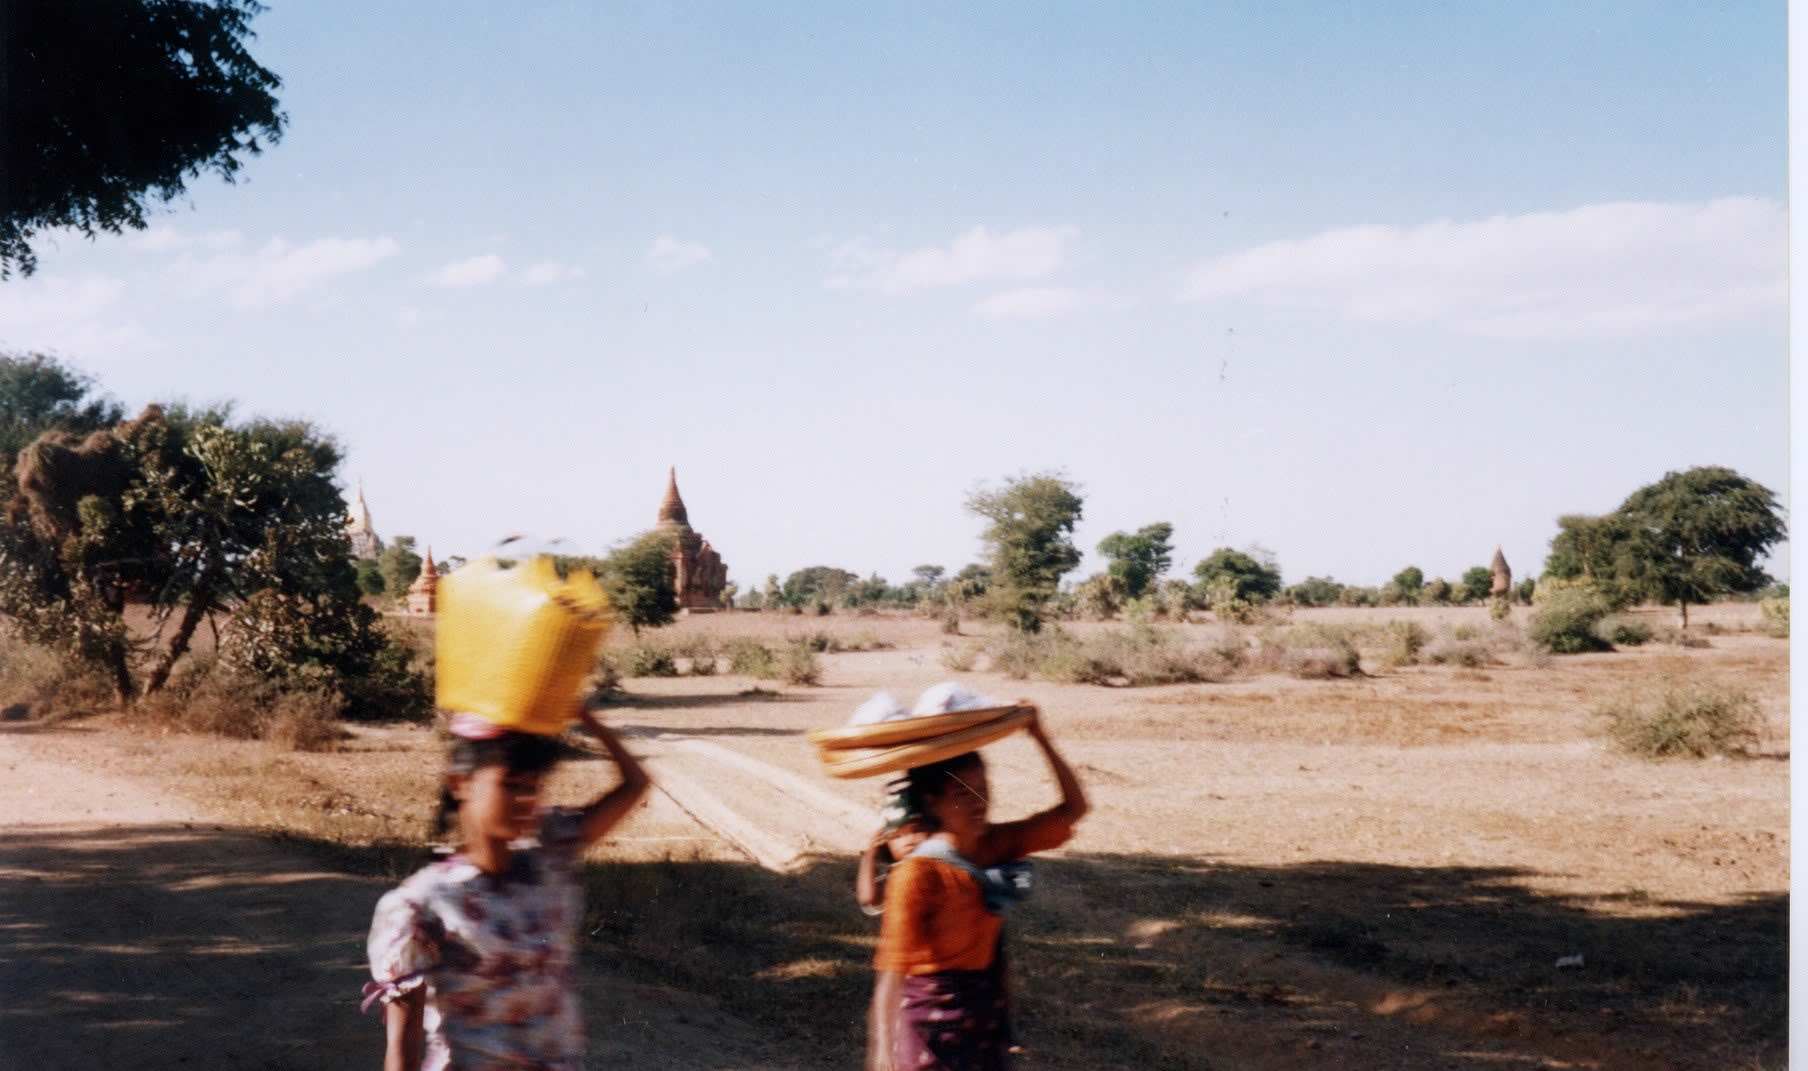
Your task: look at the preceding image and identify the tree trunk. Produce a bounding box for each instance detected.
[143,570,214,696]
[1680,600,1689,629]
[104,640,135,707]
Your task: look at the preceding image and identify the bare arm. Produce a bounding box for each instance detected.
[856,830,892,911]
[573,707,652,850]
[383,988,424,1071]
[1024,704,1088,827]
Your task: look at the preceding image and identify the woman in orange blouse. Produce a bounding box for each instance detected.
[871,705,1087,1070]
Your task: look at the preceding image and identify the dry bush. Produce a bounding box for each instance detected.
[1600,685,1763,758]
[1652,624,1711,649]
[0,632,115,720]
[986,626,1238,686]
[1422,637,1489,667]
[589,652,623,696]
[1256,624,1362,679]
[940,642,979,672]
[1759,596,1788,638]
[265,689,349,751]
[131,653,347,750]
[1382,619,1428,667]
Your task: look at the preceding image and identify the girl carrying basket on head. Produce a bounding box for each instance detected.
[870,703,1087,1071]
[363,707,650,1071]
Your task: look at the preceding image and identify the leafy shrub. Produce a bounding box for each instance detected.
[668,635,719,675]
[0,632,114,719]
[726,639,779,678]
[778,643,822,686]
[614,642,678,678]
[1597,617,1652,647]
[1527,587,1613,653]
[1759,596,1788,638]
[1601,685,1763,758]
[590,652,623,695]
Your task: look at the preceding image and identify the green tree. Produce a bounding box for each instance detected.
[1612,467,1786,628]
[1285,576,1344,607]
[3,0,285,276]
[1390,566,1425,605]
[597,529,678,634]
[761,573,783,612]
[0,403,421,710]
[1193,547,1282,603]
[0,353,123,481]
[377,536,423,598]
[1459,566,1494,604]
[1095,522,1174,600]
[1424,577,1453,604]
[967,473,1083,632]
[354,557,386,596]
[782,566,858,608]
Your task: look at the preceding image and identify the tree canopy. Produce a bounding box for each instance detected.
[594,530,678,634]
[0,353,123,473]
[967,473,1083,632]
[1096,522,1174,600]
[4,0,286,276]
[1194,547,1282,604]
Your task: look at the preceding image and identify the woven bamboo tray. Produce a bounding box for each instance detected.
[812,706,1032,780]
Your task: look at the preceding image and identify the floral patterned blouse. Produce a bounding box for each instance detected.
[364,809,587,1070]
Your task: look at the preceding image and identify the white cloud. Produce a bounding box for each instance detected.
[647,236,711,275]
[0,271,143,352]
[431,253,507,289]
[827,225,1079,294]
[1178,198,1785,338]
[521,260,585,287]
[171,235,401,307]
[975,286,1132,320]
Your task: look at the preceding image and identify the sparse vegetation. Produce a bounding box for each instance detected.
[1527,585,1614,653]
[1257,623,1362,679]
[982,624,1240,686]
[1759,596,1788,638]
[1601,685,1763,758]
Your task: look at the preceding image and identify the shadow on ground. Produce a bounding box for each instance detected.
[0,826,1784,1071]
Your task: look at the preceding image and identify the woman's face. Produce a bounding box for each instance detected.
[924,761,989,838]
[456,764,544,842]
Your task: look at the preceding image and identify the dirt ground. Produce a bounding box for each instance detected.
[0,602,1787,1069]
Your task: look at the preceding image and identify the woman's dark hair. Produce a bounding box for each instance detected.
[901,751,984,821]
[432,731,564,838]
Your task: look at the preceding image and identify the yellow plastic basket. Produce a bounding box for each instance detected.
[435,556,613,736]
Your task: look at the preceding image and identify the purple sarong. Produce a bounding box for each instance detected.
[893,970,1010,1071]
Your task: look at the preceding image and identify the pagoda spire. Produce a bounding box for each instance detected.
[657,466,690,527]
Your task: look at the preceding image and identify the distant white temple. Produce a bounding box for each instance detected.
[346,483,385,560]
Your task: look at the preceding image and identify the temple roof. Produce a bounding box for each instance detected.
[1490,546,1510,575]
[657,467,690,527]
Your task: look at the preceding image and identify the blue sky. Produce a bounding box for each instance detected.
[1,2,1788,589]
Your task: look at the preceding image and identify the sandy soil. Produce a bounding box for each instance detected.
[0,601,1787,1069]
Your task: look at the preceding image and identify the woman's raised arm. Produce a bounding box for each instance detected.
[573,706,652,849]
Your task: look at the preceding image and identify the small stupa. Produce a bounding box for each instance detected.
[406,548,439,615]
[1489,547,1512,596]
[346,482,385,560]
[655,468,728,612]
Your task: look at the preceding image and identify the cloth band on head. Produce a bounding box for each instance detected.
[448,712,507,741]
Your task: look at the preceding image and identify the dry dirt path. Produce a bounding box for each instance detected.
[0,725,809,1071]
